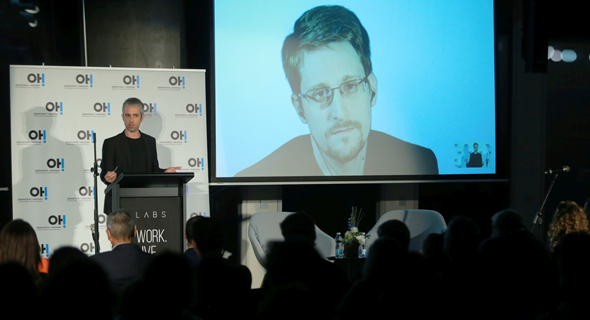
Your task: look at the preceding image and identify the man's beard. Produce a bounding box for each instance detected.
[323,120,367,163]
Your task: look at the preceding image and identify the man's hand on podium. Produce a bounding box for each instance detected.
[165,166,182,173]
[105,171,117,183]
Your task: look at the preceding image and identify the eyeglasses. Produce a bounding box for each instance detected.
[297,76,369,108]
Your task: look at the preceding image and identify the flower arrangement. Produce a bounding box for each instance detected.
[342,207,370,245]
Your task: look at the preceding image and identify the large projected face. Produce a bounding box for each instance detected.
[294,41,377,163]
[215,1,497,179]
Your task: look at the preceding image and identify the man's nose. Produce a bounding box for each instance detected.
[330,90,348,120]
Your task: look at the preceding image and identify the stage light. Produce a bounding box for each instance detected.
[550,49,562,62]
[561,49,577,62]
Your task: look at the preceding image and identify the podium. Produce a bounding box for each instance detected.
[105,173,194,254]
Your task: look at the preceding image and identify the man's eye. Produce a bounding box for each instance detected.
[310,89,331,101]
[342,82,358,93]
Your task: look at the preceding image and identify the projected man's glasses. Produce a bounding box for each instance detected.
[298,76,369,108]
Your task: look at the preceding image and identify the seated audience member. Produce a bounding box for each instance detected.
[337,238,435,320]
[190,217,253,320]
[184,215,203,269]
[532,233,590,319]
[422,233,445,291]
[47,246,89,276]
[0,219,45,285]
[191,216,226,260]
[90,209,155,293]
[423,233,444,260]
[257,280,316,320]
[548,200,590,249]
[377,220,411,251]
[38,255,49,274]
[440,216,482,320]
[261,240,348,320]
[260,212,348,320]
[443,216,482,265]
[280,211,317,244]
[478,209,556,320]
[361,238,413,284]
[41,251,113,320]
[0,262,38,318]
[352,218,412,283]
[552,232,590,315]
[488,208,527,237]
[116,252,197,320]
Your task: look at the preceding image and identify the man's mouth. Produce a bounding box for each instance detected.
[331,127,354,135]
[329,121,360,137]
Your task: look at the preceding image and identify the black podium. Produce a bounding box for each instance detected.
[105,173,194,254]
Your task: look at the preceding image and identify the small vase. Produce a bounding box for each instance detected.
[343,242,360,258]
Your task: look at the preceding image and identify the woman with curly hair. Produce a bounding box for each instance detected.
[548,201,590,248]
[0,219,45,285]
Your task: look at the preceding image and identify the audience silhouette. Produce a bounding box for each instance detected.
[0,262,39,319]
[90,210,155,293]
[377,219,411,251]
[0,219,45,285]
[41,251,114,320]
[4,199,590,320]
[548,200,589,248]
[479,209,557,320]
[190,216,253,320]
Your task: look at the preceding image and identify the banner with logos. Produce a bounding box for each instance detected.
[10,65,209,256]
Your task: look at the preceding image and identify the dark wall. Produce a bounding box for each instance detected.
[0,0,83,228]
[85,0,186,68]
[420,182,510,237]
[543,41,590,237]
[510,0,590,241]
[282,184,379,238]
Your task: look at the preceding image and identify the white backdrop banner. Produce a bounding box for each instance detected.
[10,65,209,256]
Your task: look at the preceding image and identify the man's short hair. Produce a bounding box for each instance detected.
[491,209,526,237]
[191,217,223,254]
[107,210,135,241]
[122,97,144,115]
[282,5,372,94]
[185,215,204,243]
[443,216,481,260]
[377,220,411,251]
[280,211,317,244]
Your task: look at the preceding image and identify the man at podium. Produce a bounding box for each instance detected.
[466,142,484,168]
[100,97,181,214]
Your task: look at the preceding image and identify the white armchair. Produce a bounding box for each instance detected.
[365,209,447,253]
[248,212,335,267]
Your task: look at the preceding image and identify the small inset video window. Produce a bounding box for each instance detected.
[454,142,493,168]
